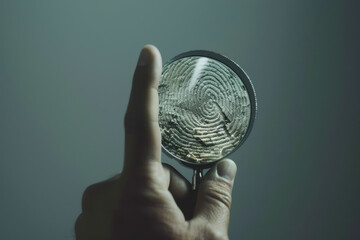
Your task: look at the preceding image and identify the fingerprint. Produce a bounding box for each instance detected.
[159,56,251,164]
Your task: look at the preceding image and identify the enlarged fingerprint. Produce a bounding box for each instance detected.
[159,56,251,164]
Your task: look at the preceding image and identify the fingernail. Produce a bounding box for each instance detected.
[217,159,237,181]
[137,46,151,67]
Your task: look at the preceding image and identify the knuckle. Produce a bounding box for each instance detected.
[74,213,84,235]
[80,176,122,213]
[81,183,102,212]
[82,184,95,202]
[202,181,232,210]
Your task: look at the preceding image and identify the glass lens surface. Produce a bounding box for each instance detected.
[159,55,252,164]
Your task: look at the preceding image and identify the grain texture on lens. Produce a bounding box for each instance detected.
[159,56,251,164]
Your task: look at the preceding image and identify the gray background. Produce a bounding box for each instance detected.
[1,1,359,239]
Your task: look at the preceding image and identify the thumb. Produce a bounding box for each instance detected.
[193,159,237,231]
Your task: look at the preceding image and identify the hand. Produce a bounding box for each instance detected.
[75,45,237,240]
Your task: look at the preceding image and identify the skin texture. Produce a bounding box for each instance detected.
[75,45,237,240]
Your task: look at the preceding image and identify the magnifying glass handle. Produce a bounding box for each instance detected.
[192,169,203,191]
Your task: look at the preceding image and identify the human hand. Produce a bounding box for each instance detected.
[75,45,237,240]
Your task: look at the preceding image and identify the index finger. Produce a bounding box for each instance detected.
[123,45,163,172]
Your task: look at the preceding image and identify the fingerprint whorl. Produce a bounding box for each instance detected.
[159,56,251,164]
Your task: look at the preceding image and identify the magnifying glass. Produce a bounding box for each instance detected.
[159,50,257,190]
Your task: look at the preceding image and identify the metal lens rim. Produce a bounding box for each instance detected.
[160,50,257,169]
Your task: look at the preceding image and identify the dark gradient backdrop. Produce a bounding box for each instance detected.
[1,1,359,239]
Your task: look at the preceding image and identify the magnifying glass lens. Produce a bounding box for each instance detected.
[159,52,255,166]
